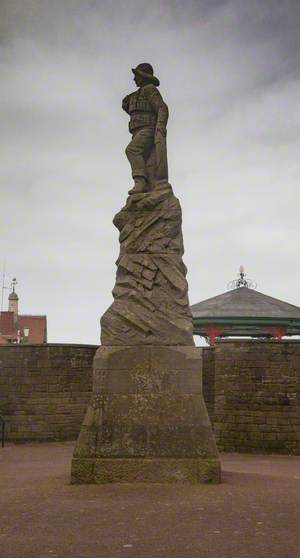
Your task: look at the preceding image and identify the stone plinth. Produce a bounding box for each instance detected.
[71,345,220,483]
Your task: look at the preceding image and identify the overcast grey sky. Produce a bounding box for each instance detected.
[1,0,300,344]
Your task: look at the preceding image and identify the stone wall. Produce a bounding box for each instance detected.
[1,341,299,452]
[0,344,97,441]
[202,347,215,418]
[206,340,300,454]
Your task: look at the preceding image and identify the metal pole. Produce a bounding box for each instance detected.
[1,263,8,312]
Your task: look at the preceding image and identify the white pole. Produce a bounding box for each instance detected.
[1,263,7,312]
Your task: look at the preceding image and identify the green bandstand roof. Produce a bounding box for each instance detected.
[191,286,300,340]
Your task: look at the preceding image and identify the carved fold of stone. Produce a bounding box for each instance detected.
[101,181,194,346]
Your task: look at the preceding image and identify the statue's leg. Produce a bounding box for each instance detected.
[125,127,155,192]
[145,145,157,190]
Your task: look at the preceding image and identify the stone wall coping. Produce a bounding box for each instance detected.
[214,339,300,344]
[0,343,99,349]
[201,339,300,353]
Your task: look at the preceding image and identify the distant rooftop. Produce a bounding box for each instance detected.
[0,277,47,344]
[191,267,300,343]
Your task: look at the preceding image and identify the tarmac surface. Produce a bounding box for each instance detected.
[0,442,300,558]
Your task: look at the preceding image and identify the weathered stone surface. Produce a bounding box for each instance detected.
[0,344,96,442]
[71,458,95,484]
[72,346,220,483]
[203,340,300,455]
[71,457,220,484]
[101,181,194,346]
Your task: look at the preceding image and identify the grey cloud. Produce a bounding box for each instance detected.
[1,0,300,343]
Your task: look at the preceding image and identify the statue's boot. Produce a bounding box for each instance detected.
[128,176,148,195]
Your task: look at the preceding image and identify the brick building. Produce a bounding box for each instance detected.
[0,279,47,344]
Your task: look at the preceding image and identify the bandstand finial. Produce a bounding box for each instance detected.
[227,266,257,290]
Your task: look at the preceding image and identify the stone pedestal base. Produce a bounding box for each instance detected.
[71,457,220,484]
[71,345,221,484]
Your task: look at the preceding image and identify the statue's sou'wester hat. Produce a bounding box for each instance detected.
[132,63,160,86]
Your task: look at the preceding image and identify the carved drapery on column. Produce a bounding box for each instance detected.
[101,181,194,346]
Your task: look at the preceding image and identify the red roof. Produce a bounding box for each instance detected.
[18,315,47,343]
[0,312,47,344]
[0,312,15,336]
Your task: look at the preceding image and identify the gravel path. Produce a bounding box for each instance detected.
[0,443,299,558]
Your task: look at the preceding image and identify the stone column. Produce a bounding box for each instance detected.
[71,181,220,483]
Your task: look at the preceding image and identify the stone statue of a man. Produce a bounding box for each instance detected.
[122,63,169,194]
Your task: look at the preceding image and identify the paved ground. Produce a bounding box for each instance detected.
[0,443,300,558]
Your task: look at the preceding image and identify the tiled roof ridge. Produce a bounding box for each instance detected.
[18,314,47,318]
